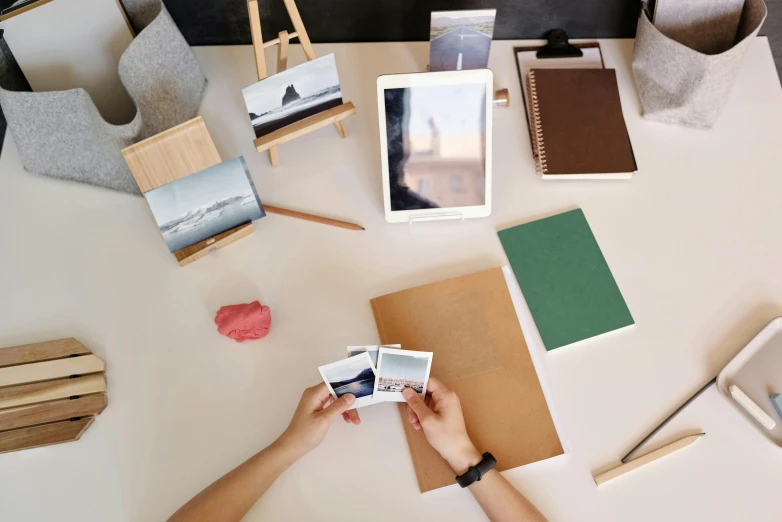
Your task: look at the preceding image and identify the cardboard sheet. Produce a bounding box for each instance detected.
[371,267,564,492]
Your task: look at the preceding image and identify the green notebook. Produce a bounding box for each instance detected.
[498,209,634,351]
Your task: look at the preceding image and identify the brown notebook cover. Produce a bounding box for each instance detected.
[370,267,564,492]
[528,68,636,176]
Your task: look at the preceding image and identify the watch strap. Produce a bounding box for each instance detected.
[455,452,496,488]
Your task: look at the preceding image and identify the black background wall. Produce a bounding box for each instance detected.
[0,0,779,155]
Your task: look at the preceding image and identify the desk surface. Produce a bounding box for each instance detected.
[1,38,781,522]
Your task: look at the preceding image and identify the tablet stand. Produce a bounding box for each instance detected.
[246,0,357,166]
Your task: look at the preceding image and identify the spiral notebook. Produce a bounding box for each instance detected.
[527,69,636,180]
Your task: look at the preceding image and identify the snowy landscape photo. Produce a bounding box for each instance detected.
[242,54,343,138]
[144,157,265,253]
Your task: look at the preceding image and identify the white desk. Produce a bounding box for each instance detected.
[0,38,781,522]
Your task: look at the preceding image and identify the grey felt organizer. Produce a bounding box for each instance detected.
[632,0,767,128]
[0,1,206,194]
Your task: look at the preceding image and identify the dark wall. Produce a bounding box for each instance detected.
[161,0,641,45]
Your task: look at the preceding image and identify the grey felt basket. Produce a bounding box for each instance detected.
[632,0,767,128]
[0,1,206,194]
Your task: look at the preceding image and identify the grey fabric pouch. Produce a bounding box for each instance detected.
[632,0,767,128]
[0,1,206,194]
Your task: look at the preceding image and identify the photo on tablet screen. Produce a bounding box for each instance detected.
[384,82,487,211]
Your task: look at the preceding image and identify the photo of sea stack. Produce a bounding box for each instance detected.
[242,54,343,138]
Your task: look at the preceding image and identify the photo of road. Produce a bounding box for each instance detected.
[429,9,496,72]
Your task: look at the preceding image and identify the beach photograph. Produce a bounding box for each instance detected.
[384,82,487,211]
[144,157,265,253]
[373,348,433,402]
[242,53,343,138]
[430,9,496,72]
[319,352,377,408]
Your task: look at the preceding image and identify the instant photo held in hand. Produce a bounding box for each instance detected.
[319,346,432,407]
[373,348,433,402]
[319,352,378,409]
[377,69,493,223]
[347,344,401,367]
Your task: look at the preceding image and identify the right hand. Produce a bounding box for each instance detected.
[402,377,482,474]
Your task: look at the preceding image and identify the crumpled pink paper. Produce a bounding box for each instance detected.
[214,301,272,342]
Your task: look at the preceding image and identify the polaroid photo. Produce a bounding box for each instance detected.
[318,352,377,409]
[144,156,265,253]
[429,9,497,72]
[346,344,401,367]
[373,348,433,402]
[242,53,343,139]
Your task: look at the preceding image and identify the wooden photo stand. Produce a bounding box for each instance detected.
[247,0,356,166]
[0,338,108,455]
[122,117,254,267]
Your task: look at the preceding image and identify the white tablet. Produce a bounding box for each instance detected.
[377,69,493,223]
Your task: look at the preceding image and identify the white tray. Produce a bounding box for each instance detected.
[717,317,782,448]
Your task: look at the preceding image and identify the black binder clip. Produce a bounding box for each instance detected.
[536,29,583,59]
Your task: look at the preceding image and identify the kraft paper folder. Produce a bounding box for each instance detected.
[371,267,567,492]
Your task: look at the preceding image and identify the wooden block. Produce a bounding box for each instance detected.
[247,0,267,81]
[0,417,94,454]
[0,374,106,410]
[121,117,222,193]
[0,354,105,388]
[0,394,107,432]
[593,434,703,485]
[174,222,254,267]
[253,102,356,152]
[0,338,90,368]
[282,0,316,60]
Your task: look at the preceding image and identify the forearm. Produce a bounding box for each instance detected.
[167,439,296,522]
[448,447,547,522]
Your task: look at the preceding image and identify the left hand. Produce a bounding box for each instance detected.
[275,383,357,460]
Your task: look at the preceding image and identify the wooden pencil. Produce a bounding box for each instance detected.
[594,433,704,486]
[263,205,364,231]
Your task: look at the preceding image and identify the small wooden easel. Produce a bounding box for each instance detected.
[247,0,356,166]
[122,117,254,267]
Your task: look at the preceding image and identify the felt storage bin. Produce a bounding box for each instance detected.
[632,0,767,128]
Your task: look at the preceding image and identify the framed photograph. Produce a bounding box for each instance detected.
[377,69,493,223]
[318,352,377,409]
[347,345,401,367]
[144,156,265,253]
[242,53,343,139]
[429,9,497,72]
[373,348,433,402]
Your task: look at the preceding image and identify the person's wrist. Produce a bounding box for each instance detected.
[271,431,307,465]
[443,440,482,475]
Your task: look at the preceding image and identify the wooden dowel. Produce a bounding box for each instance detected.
[263,31,298,48]
[594,434,704,486]
[264,205,363,231]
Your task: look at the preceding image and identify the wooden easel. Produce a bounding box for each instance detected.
[247,0,356,166]
[122,117,254,267]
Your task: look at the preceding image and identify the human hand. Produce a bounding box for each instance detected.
[403,377,482,475]
[275,383,356,461]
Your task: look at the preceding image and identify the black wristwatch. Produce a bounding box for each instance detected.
[455,452,496,488]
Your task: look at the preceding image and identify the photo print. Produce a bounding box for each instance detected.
[384,81,487,211]
[373,348,433,402]
[429,9,496,72]
[346,345,401,367]
[144,156,265,253]
[242,53,343,138]
[319,352,377,408]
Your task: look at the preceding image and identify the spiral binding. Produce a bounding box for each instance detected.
[527,71,548,175]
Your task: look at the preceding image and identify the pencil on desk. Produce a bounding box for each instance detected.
[263,205,364,231]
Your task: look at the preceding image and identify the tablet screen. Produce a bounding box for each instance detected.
[383,83,487,211]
